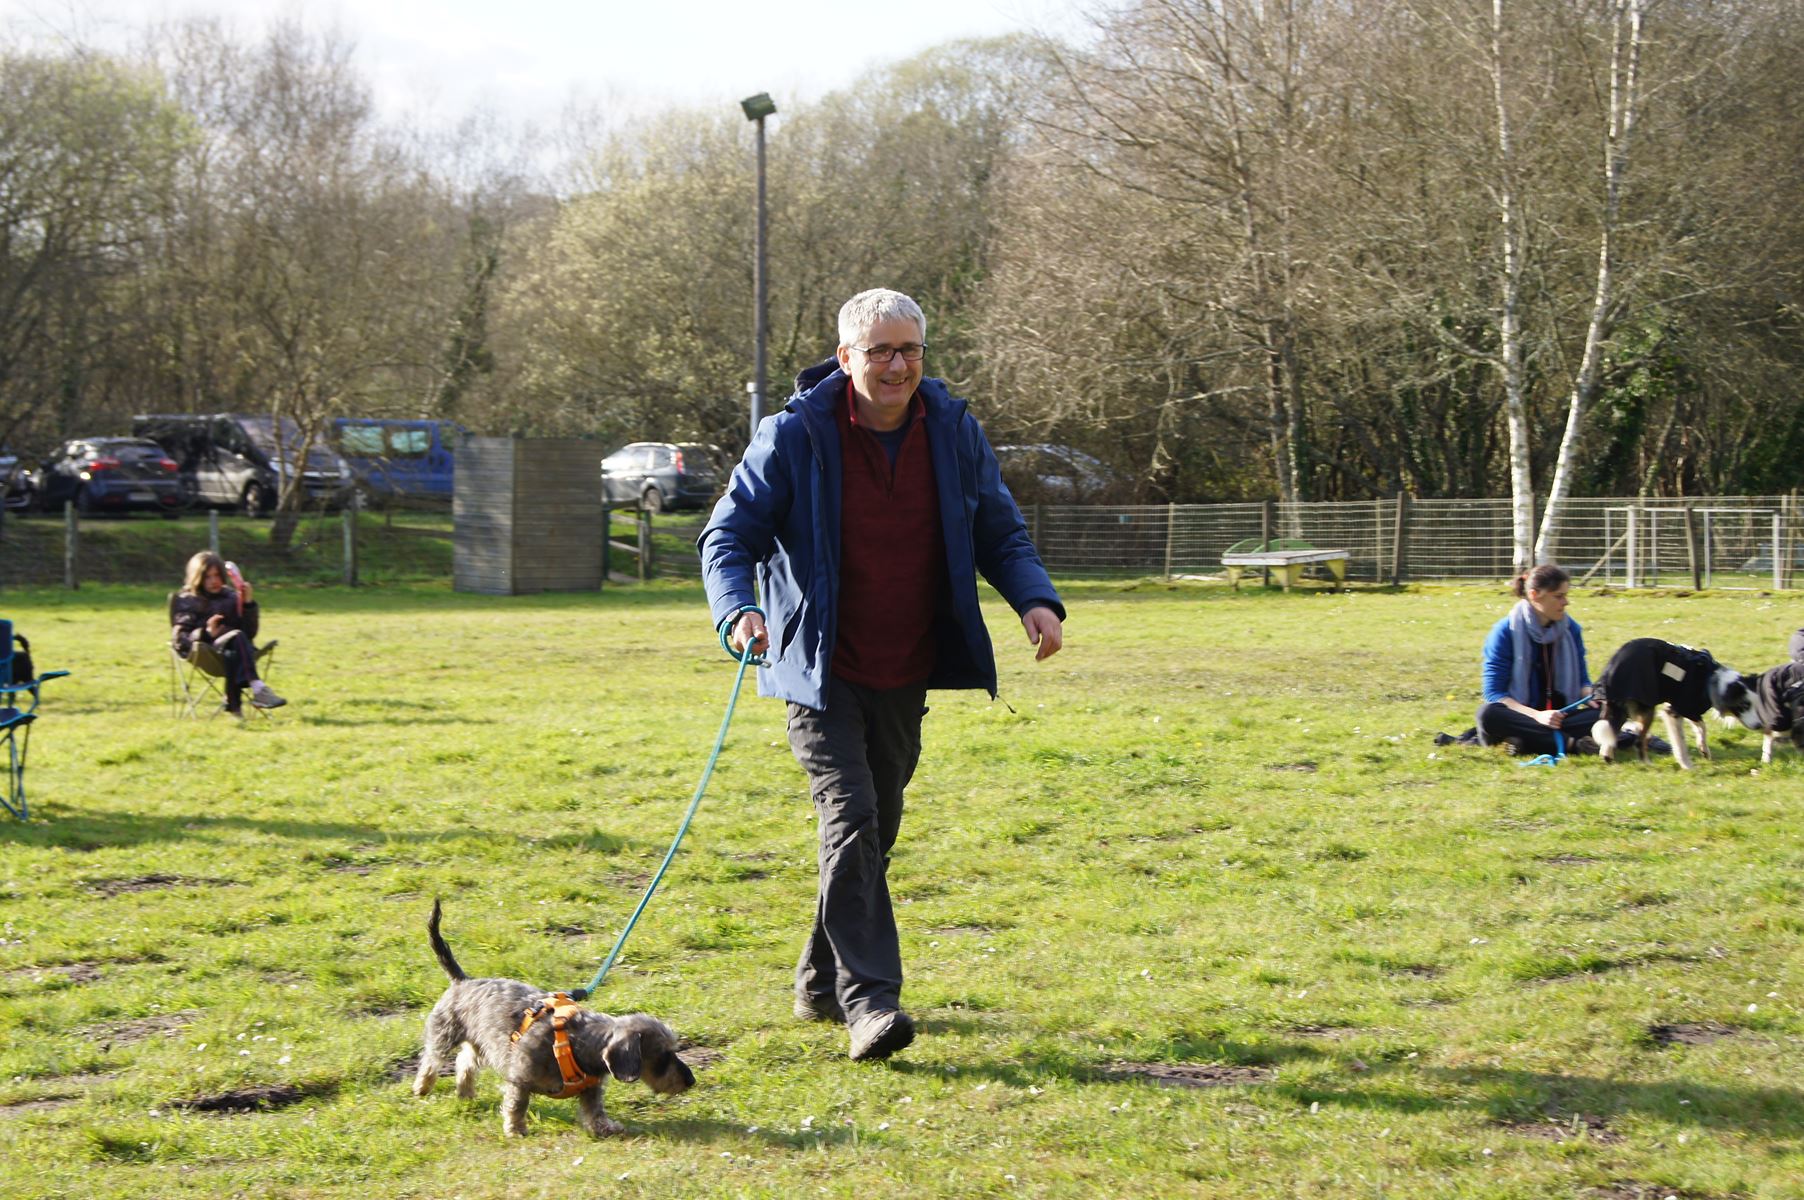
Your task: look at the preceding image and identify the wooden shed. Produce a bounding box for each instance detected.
[454,437,605,594]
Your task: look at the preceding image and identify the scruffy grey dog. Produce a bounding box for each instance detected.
[412,900,695,1137]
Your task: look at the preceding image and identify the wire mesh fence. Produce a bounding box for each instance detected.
[1023,493,1804,588]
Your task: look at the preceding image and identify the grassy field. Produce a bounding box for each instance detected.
[1,579,1800,1199]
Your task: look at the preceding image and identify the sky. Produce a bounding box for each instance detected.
[2,0,1091,130]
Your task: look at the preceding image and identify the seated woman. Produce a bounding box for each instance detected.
[1477,563,1602,756]
[171,551,285,719]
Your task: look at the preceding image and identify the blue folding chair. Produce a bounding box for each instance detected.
[1,619,70,820]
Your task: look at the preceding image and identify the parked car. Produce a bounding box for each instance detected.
[600,442,723,512]
[332,417,466,503]
[28,437,183,515]
[0,447,30,511]
[133,413,352,517]
[992,444,1129,505]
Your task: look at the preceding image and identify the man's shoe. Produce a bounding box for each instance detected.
[250,682,287,710]
[794,992,845,1024]
[218,705,245,722]
[847,1009,915,1062]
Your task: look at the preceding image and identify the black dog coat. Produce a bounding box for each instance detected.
[1755,661,1804,733]
[1596,638,1721,724]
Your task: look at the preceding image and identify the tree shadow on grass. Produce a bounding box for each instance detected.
[884,1036,1328,1092]
[1280,1063,1804,1137]
[0,805,640,855]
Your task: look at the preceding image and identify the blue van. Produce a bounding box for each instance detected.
[332,418,466,502]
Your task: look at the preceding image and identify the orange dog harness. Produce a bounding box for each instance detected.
[511,992,602,1098]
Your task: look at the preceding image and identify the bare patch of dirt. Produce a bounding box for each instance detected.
[7,961,104,985]
[1541,854,1601,866]
[541,922,593,939]
[1388,964,1444,979]
[1587,1184,1721,1200]
[604,872,653,892]
[1286,1024,1368,1040]
[325,863,375,875]
[1267,761,1318,773]
[84,1011,200,1045]
[83,874,234,897]
[1102,1061,1275,1088]
[1496,1113,1624,1144]
[1649,1022,1739,1046]
[387,1053,422,1082]
[175,1081,334,1114]
[678,1045,725,1070]
[927,924,997,936]
[0,1097,78,1116]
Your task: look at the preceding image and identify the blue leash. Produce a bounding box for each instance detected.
[569,607,767,1001]
[1519,696,1596,768]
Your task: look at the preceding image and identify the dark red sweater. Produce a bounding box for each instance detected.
[833,382,945,689]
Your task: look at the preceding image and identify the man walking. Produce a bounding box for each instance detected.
[699,288,1064,1061]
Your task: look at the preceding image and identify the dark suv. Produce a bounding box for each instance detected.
[600,442,722,512]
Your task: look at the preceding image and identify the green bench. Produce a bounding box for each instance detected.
[1221,538,1349,591]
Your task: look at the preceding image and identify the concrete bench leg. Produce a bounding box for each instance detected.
[1275,564,1299,591]
[1227,565,1243,591]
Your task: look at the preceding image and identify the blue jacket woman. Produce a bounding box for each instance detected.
[1477,563,1596,755]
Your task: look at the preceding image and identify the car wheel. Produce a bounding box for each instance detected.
[640,486,664,514]
[242,482,273,518]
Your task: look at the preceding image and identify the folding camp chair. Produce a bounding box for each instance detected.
[167,592,279,720]
[2,619,70,820]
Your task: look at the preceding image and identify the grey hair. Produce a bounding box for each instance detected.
[837,288,927,348]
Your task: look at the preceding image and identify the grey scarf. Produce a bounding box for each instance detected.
[1507,599,1582,708]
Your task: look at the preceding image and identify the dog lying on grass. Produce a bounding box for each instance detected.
[412,900,694,1137]
[1746,660,1804,764]
[1592,638,1756,769]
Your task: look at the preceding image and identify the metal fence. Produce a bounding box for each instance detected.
[1027,494,1804,588]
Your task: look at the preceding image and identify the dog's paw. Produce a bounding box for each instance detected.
[411,1071,437,1097]
[586,1116,626,1137]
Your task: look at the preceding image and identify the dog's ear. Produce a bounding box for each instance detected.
[602,1028,643,1082]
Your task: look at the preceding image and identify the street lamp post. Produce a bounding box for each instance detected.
[740,92,776,444]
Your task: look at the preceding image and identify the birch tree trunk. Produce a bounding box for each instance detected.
[1491,0,1536,575]
[1536,0,1645,563]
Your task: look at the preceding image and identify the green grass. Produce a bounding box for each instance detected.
[1,580,1801,1198]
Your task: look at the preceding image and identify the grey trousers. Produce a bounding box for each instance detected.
[786,676,927,1024]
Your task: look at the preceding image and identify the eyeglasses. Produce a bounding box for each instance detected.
[852,342,927,364]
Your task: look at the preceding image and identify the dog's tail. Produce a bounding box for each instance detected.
[427,899,467,981]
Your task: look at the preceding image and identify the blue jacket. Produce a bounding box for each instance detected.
[699,362,1064,710]
[1481,614,1591,706]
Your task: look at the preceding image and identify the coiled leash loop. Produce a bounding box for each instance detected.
[1519,695,1597,768]
[569,607,766,1000]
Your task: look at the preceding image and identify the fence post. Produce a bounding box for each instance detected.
[343,490,359,587]
[1625,506,1638,589]
[1391,492,1410,586]
[63,500,78,591]
[1774,511,1784,592]
[208,509,220,555]
[1163,502,1176,579]
[601,506,611,580]
[1260,499,1274,587]
[1682,505,1701,590]
[1031,503,1043,549]
[637,509,651,582]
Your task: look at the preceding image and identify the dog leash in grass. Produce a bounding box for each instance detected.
[569,607,766,1001]
[1519,695,1597,768]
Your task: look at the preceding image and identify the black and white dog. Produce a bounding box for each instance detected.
[1742,660,1804,764]
[1592,638,1755,769]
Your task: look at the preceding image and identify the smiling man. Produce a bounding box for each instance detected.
[699,288,1064,1061]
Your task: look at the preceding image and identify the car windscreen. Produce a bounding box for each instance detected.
[100,440,174,461]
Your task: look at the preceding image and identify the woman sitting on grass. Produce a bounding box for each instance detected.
[1477,563,1604,757]
[171,550,285,719]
